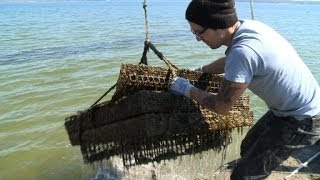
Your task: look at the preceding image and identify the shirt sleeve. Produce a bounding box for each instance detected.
[224,45,256,83]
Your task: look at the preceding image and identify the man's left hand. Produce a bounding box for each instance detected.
[169,77,193,98]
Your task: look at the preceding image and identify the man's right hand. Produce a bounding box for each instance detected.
[192,65,203,72]
[169,77,193,98]
[191,57,226,74]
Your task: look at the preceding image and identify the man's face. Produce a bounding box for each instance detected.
[188,21,225,49]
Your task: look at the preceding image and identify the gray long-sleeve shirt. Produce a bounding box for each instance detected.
[225,20,320,120]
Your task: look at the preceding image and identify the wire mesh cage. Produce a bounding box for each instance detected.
[65,64,253,167]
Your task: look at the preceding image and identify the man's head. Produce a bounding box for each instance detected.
[186,0,238,30]
[186,0,238,48]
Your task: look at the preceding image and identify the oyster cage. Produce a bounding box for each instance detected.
[65,64,253,167]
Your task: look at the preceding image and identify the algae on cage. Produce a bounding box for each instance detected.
[65,64,253,167]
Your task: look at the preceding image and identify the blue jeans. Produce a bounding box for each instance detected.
[231,111,320,180]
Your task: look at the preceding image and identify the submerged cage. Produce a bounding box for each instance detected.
[65,64,253,167]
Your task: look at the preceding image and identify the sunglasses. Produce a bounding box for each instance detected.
[190,27,208,37]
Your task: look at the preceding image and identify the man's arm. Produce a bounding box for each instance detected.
[202,57,226,74]
[190,78,249,115]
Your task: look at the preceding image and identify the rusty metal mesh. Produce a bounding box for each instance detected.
[65,64,253,167]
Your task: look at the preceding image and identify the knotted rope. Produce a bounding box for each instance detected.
[91,0,178,107]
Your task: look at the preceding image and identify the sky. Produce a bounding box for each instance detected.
[2,0,320,2]
[244,0,320,1]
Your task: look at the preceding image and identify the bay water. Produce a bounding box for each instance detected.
[1,0,320,179]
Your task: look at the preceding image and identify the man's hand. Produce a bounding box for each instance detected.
[169,77,193,98]
[192,65,203,72]
[191,57,226,74]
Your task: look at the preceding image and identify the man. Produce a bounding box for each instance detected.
[169,0,320,179]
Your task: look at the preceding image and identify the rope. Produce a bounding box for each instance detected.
[90,83,117,107]
[140,0,149,65]
[91,0,178,108]
[250,0,255,20]
[140,40,149,65]
[148,41,178,76]
[139,0,178,75]
[142,0,149,41]
[284,151,320,179]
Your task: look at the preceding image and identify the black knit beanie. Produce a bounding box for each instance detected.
[186,0,238,29]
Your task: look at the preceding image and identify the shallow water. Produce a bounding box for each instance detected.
[1,0,320,179]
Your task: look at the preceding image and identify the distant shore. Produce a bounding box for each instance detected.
[238,0,320,3]
[2,0,320,4]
